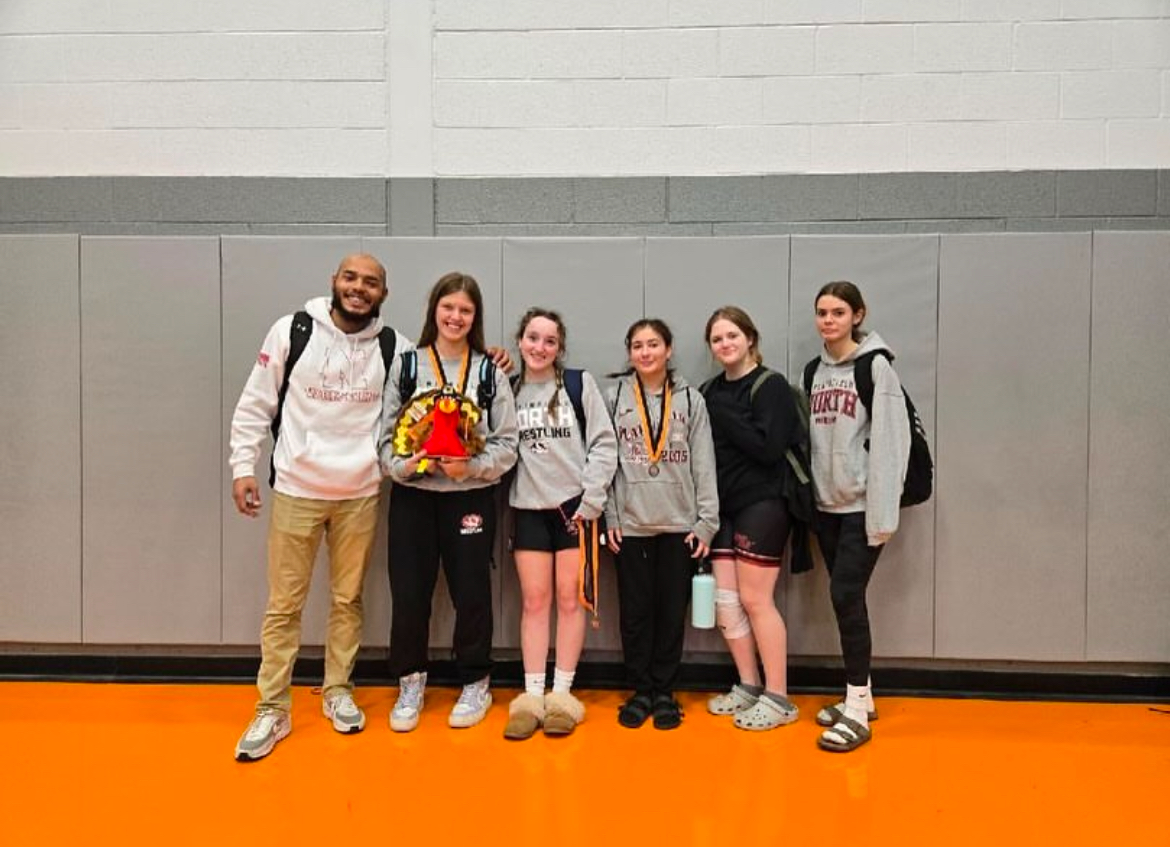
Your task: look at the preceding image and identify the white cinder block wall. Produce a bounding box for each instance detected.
[0,0,1167,176]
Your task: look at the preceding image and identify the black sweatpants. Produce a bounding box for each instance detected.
[814,511,884,686]
[388,484,496,684]
[614,533,693,697]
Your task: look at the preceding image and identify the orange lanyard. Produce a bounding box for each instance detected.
[426,345,470,395]
[632,377,672,475]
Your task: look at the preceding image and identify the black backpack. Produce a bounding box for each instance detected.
[397,348,499,428]
[269,310,398,486]
[803,350,933,508]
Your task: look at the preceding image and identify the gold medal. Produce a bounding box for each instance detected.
[632,377,672,477]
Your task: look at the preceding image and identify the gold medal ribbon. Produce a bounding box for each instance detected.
[632,377,672,470]
[426,345,471,395]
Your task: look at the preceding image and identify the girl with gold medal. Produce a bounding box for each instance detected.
[604,318,719,730]
[378,272,518,733]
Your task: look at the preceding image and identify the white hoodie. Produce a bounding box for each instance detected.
[229,296,413,500]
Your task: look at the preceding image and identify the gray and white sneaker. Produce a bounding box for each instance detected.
[234,709,291,762]
[449,676,492,728]
[323,689,366,734]
[390,671,427,732]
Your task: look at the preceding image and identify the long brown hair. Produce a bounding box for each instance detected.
[417,272,486,352]
[514,307,568,419]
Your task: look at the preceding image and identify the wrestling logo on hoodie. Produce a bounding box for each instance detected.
[303,343,380,404]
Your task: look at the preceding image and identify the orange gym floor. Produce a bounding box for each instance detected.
[1,681,1167,847]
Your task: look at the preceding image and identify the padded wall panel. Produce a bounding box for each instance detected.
[645,237,791,654]
[220,237,364,646]
[936,234,1090,660]
[499,239,645,651]
[81,237,222,642]
[361,238,505,651]
[787,236,939,660]
[0,235,82,641]
[1086,232,1170,662]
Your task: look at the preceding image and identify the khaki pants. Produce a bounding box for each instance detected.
[256,491,380,712]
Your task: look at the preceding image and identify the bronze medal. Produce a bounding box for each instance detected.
[632,376,672,477]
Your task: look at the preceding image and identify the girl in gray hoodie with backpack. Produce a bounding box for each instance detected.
[807,281,911,753]
[604,318,720,731]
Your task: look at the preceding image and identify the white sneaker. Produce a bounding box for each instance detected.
[234,709,291,762]
[449,677,492,728]
[390,671,427,732]
[323,689,366,734]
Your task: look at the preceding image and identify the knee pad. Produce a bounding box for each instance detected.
[715,589,751,640]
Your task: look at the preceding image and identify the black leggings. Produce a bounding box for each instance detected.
[387,484,497,684]
[814,511,884,686]
[614,533,693,697]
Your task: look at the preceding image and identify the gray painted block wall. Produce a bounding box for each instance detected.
[2,173,1169,238]
[1,233,1167,669]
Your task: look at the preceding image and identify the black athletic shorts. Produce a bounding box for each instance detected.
[710,499,790,565]
[513,507,579,553]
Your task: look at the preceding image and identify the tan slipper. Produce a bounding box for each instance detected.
[503,692,545,741]
[543,691,585,736]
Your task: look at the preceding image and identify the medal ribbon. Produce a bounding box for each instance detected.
[632,376,672,469]
[426,345,471,395]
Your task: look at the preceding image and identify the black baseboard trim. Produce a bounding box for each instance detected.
[1,654,1166,702]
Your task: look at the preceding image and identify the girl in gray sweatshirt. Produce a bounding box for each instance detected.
[604,318,720,731]
[808,281,911,755]
[504,308,618,740]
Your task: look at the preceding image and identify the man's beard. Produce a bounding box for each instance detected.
[331,292,381,324]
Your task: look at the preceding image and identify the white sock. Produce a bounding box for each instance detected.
[843,682,872,728]
[551,667,575,694]
[524,672,545,698]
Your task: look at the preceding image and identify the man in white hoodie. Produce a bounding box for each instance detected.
[228,253,412,762]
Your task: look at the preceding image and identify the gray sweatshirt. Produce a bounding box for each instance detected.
[509,371,618,520]
[378,348,518,491]
[808,331,911,546]
[603,374,720,545]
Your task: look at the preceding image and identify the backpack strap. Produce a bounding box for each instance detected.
[377,327,397,385]
[852,349,893,415]
[802,356,819,396]
[398,349,418,405]
[477,355,498,429]
[563,368,587,436]
[748,367,776,402]
[270,310,313,487]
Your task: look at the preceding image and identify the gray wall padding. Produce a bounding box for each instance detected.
[2,232,1166,665]
[0,235,82,641]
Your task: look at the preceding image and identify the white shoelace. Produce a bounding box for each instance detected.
[329,692,358,716]
[454,681,487,711]
[246,713,279,741]
[396,679,423,711]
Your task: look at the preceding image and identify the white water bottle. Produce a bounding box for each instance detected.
[691,562,716,629]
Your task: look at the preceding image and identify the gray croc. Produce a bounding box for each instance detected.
[734,693,799,731]
[707,684,759,716]
[817,714,872,753]
[816,701,878,727]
